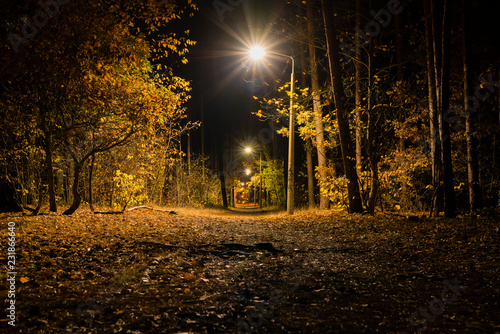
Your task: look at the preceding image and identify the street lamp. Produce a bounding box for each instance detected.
[249,46,295,214]
[245,147,263,209]
[249,46,266,60]
[244,168,254,206]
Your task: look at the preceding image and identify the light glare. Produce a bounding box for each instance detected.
[250,46,265,60]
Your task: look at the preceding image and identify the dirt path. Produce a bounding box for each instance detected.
[1,208,499,333]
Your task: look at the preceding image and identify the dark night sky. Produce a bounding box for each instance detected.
[181,0,500,169]
[183,0,290,162]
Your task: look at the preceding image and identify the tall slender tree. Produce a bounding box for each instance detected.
[423,0,441,215]
[438,0,456,218]
[307,0,329,210]
[299,31,316,209]
[395,1,408,210]
[355,0,363,173]
[321,0,363,213]
[365,26,378,214]
[462,0,482,215]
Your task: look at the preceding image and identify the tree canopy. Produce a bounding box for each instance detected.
[0,0,198,214]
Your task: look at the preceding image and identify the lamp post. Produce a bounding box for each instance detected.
[245,147,263,209]
[245,168,253,206]
[249,47,295,214]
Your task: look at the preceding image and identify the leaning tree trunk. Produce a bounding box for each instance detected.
[321,0,363,213]
[31,176,44,216]
[63,161,82,215]
[307,0,329,210]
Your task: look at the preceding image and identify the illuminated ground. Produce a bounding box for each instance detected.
[1,208,499,333]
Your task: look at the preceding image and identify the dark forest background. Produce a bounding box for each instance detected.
[1,0,498,217]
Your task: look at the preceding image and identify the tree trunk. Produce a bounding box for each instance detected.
[307,0,329,210]
[62,161,82,215]
[431,0,446,215]
[45,131,57,212]
[321,0,363,213]
[177,141,182,206]
[40,106,57,212]
[201,92,205,181]
[89,153,95,212]
[462,0,482,215]
[367,150,379,213]
[366,32,378,214]
[217,141,228,208]
[64,154,72,204]
[439,0,456,218]
[355,0,363,173]
[306,140,316,209]
[187,130,191,177]
[32,176,44,216]
[219,172,228,208]
[395,2,408,210]
[423,0,442,216]
[431,0,442,118]
[299,39,316,209]
[0,178,22,213]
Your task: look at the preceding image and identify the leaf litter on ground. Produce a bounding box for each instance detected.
[1,207,499,333]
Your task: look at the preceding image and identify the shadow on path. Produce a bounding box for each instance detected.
[227,203,282,216]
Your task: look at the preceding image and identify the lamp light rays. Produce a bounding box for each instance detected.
[249,46,265,59]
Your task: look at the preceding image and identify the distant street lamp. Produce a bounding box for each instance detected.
[249,46,295,214]
[244,168,255,206]
[245,147,263,209]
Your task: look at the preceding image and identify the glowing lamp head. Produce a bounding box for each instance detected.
[245,147,252,153]
[245,169,251,175]
[250,46,265,60]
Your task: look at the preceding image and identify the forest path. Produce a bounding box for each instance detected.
[1,208,498,333]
